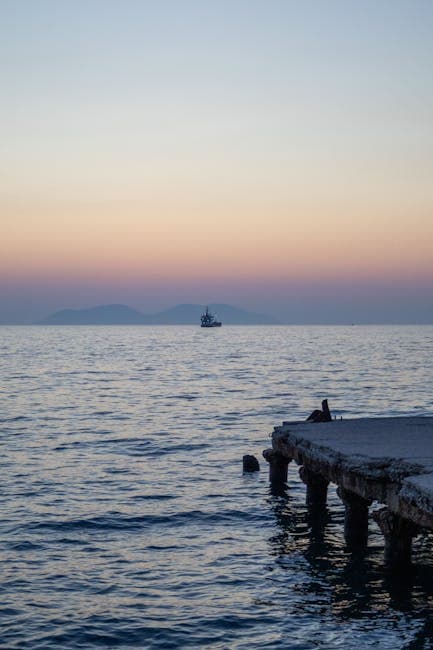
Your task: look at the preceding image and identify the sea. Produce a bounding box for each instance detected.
[1,325,433,649]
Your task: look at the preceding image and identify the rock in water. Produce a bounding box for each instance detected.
[243,454,260,472]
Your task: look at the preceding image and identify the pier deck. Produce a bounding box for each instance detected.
[264,416,433,566]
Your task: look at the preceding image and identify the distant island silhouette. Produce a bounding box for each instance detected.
[37,303,280,325]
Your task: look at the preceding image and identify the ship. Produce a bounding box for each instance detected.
[200,306,222,328]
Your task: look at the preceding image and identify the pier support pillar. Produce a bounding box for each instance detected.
[262,448,290,487]
[373,507,419,569]
[299,466,329,508]
[337,487,371,548]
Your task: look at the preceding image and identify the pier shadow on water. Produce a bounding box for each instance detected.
[265,485,433,649]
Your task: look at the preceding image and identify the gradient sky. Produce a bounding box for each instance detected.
[1,0,433,323]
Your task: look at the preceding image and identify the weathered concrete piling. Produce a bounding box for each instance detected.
[372,507,420,567]
[337,486,371,548]
[299,466,329,508]
[264,416,433,569]
[262,448,289,485]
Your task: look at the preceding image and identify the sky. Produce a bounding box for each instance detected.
[1,0,433,323]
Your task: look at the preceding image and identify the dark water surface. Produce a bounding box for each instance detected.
[1,325,433,649]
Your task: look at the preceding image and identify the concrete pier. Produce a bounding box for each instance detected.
[265,416,433,567]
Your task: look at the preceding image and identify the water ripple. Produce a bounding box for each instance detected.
[1,325,433,648]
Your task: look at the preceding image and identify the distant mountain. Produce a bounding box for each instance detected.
[38,303,279,325]
[38,304,148,325]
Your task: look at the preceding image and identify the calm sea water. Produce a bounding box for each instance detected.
[2,325,433,649]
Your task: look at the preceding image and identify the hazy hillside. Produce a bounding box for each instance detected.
[38,304,148,325]
[38,303,279,325]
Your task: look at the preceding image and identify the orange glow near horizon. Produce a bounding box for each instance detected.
[2,194,433,287]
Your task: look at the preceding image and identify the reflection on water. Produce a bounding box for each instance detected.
[1,325,433,648]
[266,476,433,648]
